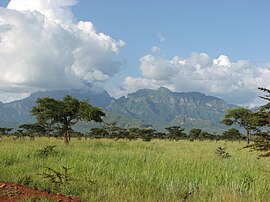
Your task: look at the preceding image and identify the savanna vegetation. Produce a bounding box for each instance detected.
[0,87,270,201]
[1,137,270,202]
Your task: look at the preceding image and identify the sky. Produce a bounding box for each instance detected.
[0,0,269,106]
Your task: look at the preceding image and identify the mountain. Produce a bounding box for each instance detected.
[105,87,237,131]
[0,86,237,132]
[0,87,112,128]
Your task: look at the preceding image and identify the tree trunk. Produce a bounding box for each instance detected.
[246,129,250,145]
[63,126,69,145]
[68,129,71,141]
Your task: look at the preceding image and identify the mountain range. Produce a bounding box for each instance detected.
[0,87,236,132]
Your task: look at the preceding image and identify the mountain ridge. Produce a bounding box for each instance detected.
[105,87,236,131]
[0,87,237,132]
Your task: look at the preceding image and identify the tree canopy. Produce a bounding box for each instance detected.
[19,123,46,136]
[165,126,186,140]
[0,127,12,135]
[31,95,105,144]
[246,87,270,157]
[221,107,266,144]
[222,128,242,141]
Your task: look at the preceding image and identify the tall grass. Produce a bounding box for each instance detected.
[0,137,270,201]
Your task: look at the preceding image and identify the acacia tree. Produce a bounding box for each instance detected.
[19,123,46,136]
[31,95,105,145]
[165,126,186,140]
[189,128,202,140]
[258,87,270,124]
[0,127,13,136]
[221,107,266,145]
[222,128,242,141]
[246,87,270,157]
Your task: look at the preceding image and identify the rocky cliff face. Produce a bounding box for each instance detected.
[106,87,236,131]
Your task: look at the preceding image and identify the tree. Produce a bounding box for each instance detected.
[221,107,266,145]
[258,87,270,125]
[222,128,242,141]
[139,128,156,141]
[128,128,141,140]
[246,87,270,157]
[197,131,215,140]
[165,126,186,140]
[19,123,46,136]
[90,128,109,138]
[189,128,202,140]
[103,122,129,140]
[31,95,105,144]
[0,127,13,136]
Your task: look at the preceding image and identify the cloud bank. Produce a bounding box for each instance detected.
[0,0,124,102]
[0,1,269,106]
[118,50,270,105]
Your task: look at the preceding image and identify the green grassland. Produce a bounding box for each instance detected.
[0,137,270,202]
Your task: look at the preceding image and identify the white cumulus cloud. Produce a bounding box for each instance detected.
[140,54,178,80]
[0,0,125,102]
[115,51,270,105]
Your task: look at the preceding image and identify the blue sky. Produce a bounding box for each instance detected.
[72,0,270,63]
[0,0,269,105]
[72,0,270,79]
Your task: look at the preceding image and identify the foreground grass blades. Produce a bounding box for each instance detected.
[0,137,270,201]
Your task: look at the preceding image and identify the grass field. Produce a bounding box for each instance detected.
[0,137,270,202]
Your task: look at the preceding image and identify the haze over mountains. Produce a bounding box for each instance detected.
[0,87,236,132]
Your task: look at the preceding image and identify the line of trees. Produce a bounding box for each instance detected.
[1,95,242,142]
[0,123,245,142]
[88,124,245,142]
[0,96,250,143]
[1,87,270,156]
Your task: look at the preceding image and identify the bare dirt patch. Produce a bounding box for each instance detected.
[0,181,81,202]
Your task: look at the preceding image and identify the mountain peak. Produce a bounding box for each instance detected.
[106,87,236,132]
[158,86,172,93]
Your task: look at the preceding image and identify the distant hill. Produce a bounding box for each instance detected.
[105,87,237,132]
[0,86,237,132]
